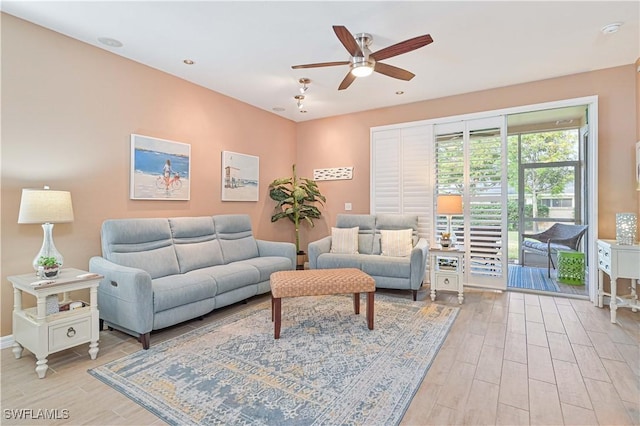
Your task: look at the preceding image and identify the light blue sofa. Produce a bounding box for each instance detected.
[308,214,429,300]
[89,214,295,349]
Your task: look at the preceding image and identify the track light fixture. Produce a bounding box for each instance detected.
[299,78,311,94]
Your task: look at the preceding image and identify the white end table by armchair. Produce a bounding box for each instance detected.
[9,268,102,378]
[429,246,465,304]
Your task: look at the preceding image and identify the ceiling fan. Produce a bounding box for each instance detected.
[292,25,433,91]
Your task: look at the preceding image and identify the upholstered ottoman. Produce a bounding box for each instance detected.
[270,268,375,339]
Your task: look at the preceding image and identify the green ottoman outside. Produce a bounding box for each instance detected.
[557,251,585,285]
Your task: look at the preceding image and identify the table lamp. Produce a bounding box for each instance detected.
[18,186,74,272]
[437,194,463,245]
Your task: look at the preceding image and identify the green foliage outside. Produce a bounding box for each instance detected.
[507,200,549,231]
[507,131,578,220]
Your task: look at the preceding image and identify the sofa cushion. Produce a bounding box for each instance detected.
[360,255,411,279]
[199,263,261,294]
[373,214,419,255]
[152,273,217,312]
[101,218,180,279]
[330,227,359,254]
[169,216,224,273]
[316,253,362,269]
[380,229,413,257]
[240,256,293,282]
[336,214,376,254]
[214,214,259,263]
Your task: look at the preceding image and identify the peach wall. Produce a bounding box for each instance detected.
[296,65,639,250]
[2,13,638,338]
[1,14,297,336]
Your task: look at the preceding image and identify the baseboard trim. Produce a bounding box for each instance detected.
[1,334,15,350]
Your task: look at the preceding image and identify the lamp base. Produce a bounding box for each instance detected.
[32,223,64,272]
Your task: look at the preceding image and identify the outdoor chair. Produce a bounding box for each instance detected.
[521,223,588,278]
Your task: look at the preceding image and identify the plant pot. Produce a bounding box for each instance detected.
[43,267,59,278]
[296,251,307,270]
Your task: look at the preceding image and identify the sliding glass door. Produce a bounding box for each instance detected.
[435,117,507,290]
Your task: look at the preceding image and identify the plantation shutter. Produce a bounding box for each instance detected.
[371,125,432,239]
[435,117,507,290]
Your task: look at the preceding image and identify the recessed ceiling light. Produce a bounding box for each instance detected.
[601,22,622,34]
[300,110,308,114]
[183,59,195,65]
[395,91,404,95]
[97,37,123,48]
[272,107,285,112]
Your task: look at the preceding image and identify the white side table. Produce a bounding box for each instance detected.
[429,246,465,304]
[596,239,640,323]
[9,268,102,378]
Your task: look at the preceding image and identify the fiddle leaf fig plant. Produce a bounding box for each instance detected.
[268,164,326,253]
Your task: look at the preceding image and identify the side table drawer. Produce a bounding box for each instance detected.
[436,274,459,291]
[49,317,91,352]
[597,244,611,274]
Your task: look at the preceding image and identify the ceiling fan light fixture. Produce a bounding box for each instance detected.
[351,62,374,77]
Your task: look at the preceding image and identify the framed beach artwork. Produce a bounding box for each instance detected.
[130,134,191,200]
[221,151,259,201]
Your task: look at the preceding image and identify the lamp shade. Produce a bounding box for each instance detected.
[18,188,74,224]
[437,194,463,215]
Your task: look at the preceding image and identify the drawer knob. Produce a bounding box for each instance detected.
[444,278,449,285]
[66,327,76,338]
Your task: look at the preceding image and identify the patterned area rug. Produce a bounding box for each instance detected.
[508,264,560,292]
[89,294,458,425]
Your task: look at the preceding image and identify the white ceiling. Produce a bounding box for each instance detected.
[2,1,638,122]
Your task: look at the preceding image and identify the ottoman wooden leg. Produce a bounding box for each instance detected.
[367,291,374,330]
[273,297,282,339]
[353,292,360,315]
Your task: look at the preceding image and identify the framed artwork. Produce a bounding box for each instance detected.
[130,134,191,200]
[221,151,259,201]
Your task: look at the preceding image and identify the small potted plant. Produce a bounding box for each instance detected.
[38,256,60,278]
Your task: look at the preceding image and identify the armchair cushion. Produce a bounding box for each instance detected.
[330,226,359,254]
[380,229,413,257]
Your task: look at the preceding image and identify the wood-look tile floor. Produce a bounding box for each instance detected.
[1,289,638,425]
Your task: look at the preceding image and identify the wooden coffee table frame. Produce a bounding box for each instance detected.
[270,268,375,339]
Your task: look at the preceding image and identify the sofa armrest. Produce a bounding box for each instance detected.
[409,238,429,290]
[89,256,154,335]
[256,239,296,270]
[308,236,332,269]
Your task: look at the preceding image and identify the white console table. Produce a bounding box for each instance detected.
[596,239,640,323]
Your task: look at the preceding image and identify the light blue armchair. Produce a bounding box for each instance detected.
[308,214,429,300]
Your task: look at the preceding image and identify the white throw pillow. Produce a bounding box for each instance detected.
[330,227,359,254]
[380,229,414,257]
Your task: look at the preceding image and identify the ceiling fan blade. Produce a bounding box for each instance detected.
[292,61,350,69]
[333,25,363,57]
[338,71,356,91]
[374,62,415,81]
[370,34,433,61]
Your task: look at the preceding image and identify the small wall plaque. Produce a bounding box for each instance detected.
[313,167,353,181]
